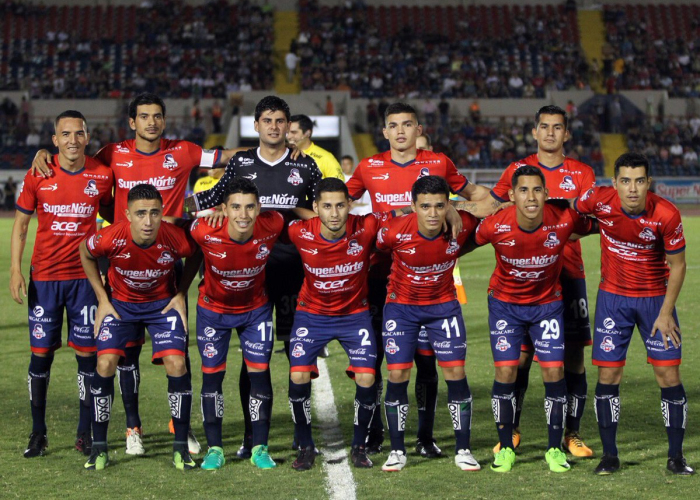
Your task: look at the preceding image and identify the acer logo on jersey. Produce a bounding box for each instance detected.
[313,279,350,290]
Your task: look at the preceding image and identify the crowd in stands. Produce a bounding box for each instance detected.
[626,116,700,176]
[297,1,589,98]
[0,0,274,99]
[602,4,700,97]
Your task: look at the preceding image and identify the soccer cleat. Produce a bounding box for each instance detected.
[125,427,145,455]
[173,446,196,470]
[350,445,373,468]
[187,429,202,455]
[382,450,407,472]
[365,429,384,455]
[24,432,48,458]
[594,454,620,475]
[416,438,442,458]
[493,428,521,454]
[667,456,695,475]
[84,449,109,471]
[455,449,481,471]
[292,446,316,471]
[251,444,277,469]
[237,434,252,459]
[491,447,516,473]
[545,448,571,473]
[75,431,92,456]
[201,446,225,470]
[168,418,175,434]
[563,431,594,458]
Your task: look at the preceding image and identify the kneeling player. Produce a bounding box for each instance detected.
[177,178,284,470]
[471,166,593,473]
[80,184,196,470]
[377,176,480,472]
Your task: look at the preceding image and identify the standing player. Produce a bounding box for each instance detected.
[346,102,494,456]
[482,105,596,457]
[340,155,371,216]
[471,166,593,473]
[286,114,344,179]
[184,96,323,458]
[573,153,693,475]
[376,176,480,472]
[10,110,113,458]
[175,178,284,470]
[79,184,196,471]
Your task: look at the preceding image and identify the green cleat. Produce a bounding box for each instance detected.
[173,446,197,470]
[201,446,225,470]
[84,449,109,471]
[545,447,571,473]
[250,444,277,469]
[491,447,515,473]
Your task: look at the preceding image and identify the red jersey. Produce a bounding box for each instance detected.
[96,139,220,222]
[86,221,196,302]
[346,149,469,211]
[575,187,685,297]
[491,155,596,280]
[190,211,285,314]
[376,211,478,305]
[16,155,113,281]
[475,205,592,304]
[289,212,392,315]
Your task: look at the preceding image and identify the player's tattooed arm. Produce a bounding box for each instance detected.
[651,250,686,350]
[30,149,52,178]
[453,193,509,218]
[10,210,32,304]
[79,240,120,337]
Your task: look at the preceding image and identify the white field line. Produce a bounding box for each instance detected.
[312,358,357,500]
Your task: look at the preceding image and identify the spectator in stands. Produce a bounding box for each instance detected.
[4,177,17,211]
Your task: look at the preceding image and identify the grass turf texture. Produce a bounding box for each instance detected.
[0,216,697,499]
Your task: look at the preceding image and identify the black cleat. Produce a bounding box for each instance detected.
[350,445,373,468]
[365,429,384,455]
[416,438,442,458]
[594,454,620,475]
[75,431,92,456]
[292,446,316,471]
[237,435,252,459]
[24,432,48,458]
[667,456,695,475]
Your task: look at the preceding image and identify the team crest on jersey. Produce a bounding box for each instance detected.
[385,339,400,355]
[559,176,576,191]
[543,232,560,248]
[203,343,218,358]
[98,327,112,341]
[670,223,684,246]
[417,167,430,179]
[446,238,459,255]
[162,154,178,170]
[256,243,270,260]
[32,324,46,339]
[157,251,174,265]
[639,227,656,241]
[495,336,511,352]
[287,168,303,186]
[84,179,100,197]
[600,336,615,352]
[347,239,363,256]
[204,327,216,338]
[291,343,306,358]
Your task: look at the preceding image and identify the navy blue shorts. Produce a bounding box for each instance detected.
[196,303,273,373]
[382,301,467,370]
[97,298,187,363]
[290,310,377,375]
[28,279,97,354]
[488,297,565,368]
[592,289,681,367]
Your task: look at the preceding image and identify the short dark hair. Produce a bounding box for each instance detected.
[418,132,432,147]
[384,102,419,124]
[535,105,568,130]
[127,184,163,204]
[614,152,650,178]
[254,96,291,122]
[341,155,354,163]
[314,177,349,200]
[512,165,546,188]
[54,110,87,132]
[290,114,314,134]
[128,93,166,120]
[411,175,450,201]
[224,177,260,202]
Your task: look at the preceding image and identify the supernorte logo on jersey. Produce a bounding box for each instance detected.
[259,193,300,208]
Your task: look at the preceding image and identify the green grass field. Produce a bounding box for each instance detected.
[0,216,697,499]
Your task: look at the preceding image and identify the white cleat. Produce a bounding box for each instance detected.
[455,449,481,471]
[188,429,202,455]
[382,450,407,472]
[125,427,145,455]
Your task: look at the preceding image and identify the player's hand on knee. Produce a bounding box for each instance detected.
[9,269,26,304]
[31,149,52,178]
[94,301,120,337]
[161,292,188,334]
[651,312,681,350]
